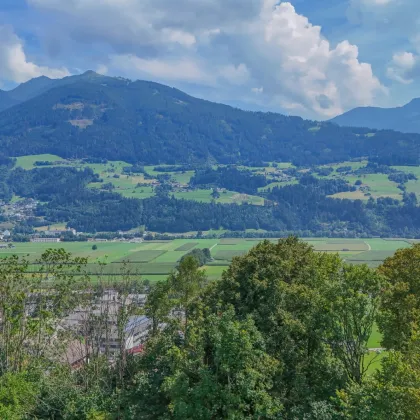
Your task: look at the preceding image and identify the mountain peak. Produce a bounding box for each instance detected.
[81,70,100,78]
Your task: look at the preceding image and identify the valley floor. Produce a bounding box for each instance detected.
[0,237,412,282]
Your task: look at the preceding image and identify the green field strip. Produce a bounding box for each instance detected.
[219,239,244,245]
[116,250,166,263]
[364,239,411,251]
[142,275,169,282]
[153,251,188,263]
[203,265,227,280]
[346,251,396,262]
[207,260,230,266]
[137,263,177,274]
[214,250,248,261]
[175,242,199,251]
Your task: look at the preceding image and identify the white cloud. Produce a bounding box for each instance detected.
[109,55,213,84]
[253,2,385,116]
[0,25,69,83]
[219,64,250,85]
[26,0,386,118]
[350,0,420,85]
[361,0,395,5]
[387,51,417,84]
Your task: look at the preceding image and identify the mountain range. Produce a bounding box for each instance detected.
[331,99,420,134]
[0,71,419,166]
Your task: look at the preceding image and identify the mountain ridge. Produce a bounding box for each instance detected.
[0,72,419,166]
[331,98,420,133]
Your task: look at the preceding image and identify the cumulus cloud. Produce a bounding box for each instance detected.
[387,51,418,84]
[109,55,213,84]
[26,0,385,118]
[0,25,69,83]
[250,1,385,116]
[350,0,420,85]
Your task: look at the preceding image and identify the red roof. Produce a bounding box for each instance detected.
[127,344,144,355]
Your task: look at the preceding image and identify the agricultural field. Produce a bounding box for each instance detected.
[0,237,411,282]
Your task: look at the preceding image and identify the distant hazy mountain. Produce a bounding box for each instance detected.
[7,76,56,103]
[0,71,110,112]
[0,71,419,166]
[331,99,420,133]
[0,90,19,112]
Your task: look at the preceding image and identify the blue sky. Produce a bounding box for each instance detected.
[0,0,419,119]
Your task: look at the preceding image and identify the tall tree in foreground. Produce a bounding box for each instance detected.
[327,264,383,384]
[337,337,420,419]
[204,237,347,413]
[0,249,87,374]
[378,244,420,351]
[167,255,207,338]
[123,309,282,419]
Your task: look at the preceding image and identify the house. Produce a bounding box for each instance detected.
[0,244,8,249]
[61,340,90,369]
[47,228,77,236]
[31,238,61,243]
[2,230,11,237]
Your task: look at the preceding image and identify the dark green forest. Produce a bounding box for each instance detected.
[1,238,420,419]
[0,72,419,166]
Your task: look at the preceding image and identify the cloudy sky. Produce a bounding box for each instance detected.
[0,0,419,119]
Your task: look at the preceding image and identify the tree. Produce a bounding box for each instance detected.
[0,371,40,419]
[162,309,282,419]
[92,244,98,250]
[167,256,207,337]
[378,244,420,350]
[336,342,420,419]
[211,189,220,199]
[205,237,346,412]
[145,281,172,336]
[0,249,88,373]
[327,264,383,384]
[123,309,282,419]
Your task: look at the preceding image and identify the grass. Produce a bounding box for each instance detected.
[0,236,412,281]
[365,351,387,375]
[15,154,67,170]
[175,243,198,251]
[367,323,382,349]
[203,265,227,281]
[35,223,67,232]
[116,250,166,262]
[173,189,264,205]
[214,250,248,261]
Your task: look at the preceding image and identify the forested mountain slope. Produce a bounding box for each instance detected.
[0,90,19,112]
[0,72,419,165]
[331,98,420,134]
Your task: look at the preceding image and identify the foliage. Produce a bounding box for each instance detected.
[179,248,211,267]
[191,166,268,194]
[0,240,418,418]
[378,244,420,350]
[326,264,383,384]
